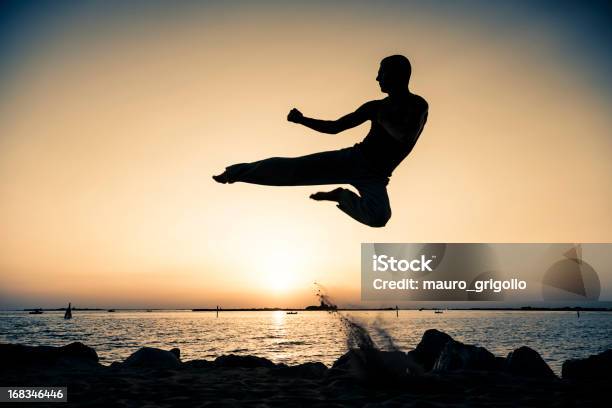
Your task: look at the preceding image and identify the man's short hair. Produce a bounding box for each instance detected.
[381,55,412,84]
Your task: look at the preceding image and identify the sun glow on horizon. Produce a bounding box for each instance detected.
[260,250,302,294]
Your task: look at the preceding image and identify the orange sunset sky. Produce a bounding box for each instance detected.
[1,1,611,308]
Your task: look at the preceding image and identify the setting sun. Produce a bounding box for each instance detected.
[260,251,300,293]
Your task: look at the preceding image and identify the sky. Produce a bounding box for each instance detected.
[1,1,611,309]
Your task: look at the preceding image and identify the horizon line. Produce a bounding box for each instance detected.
[5,305,612,312]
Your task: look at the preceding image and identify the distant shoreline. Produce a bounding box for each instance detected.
[7,306,612,312]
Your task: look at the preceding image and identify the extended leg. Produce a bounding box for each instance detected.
[213,148,356,187]
[214,147,392,227]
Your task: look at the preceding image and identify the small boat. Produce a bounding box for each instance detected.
[107,309,116,313]
[434,309,444,314]
[29,309,43,315]
[146,309,152,312]
[64,302,72,319]
[286,311,298,315]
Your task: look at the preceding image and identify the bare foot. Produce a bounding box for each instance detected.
[310,187,344,202]
[212,172,230,184]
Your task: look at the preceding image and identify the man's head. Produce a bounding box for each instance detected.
[376,55,411,94]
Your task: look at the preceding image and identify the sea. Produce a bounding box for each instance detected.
[1,310,611,374]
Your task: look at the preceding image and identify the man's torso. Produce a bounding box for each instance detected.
[355,94,429,177]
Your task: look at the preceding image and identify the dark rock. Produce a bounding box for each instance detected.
[506,346,556,379]
[332,349,366,371]
[183,359,213,369]
[0,342,99,369]
[433,340,497,372]
[214,354,275,368]
[60,343,98,362]
[276,362,328,378]
[109,361,122,369]
[330,348,419,382]
[122,347,182,369]
[494,356,507,371]
[330,348,380,382]
[562,349,612,381]
[378,350,421,377]
[406,329,453,372]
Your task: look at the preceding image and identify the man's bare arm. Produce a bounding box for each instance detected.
[287,102,375,134]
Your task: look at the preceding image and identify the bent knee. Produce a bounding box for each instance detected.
[368,207,392,228]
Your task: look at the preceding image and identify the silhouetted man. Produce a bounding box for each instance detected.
[213,55,428,227]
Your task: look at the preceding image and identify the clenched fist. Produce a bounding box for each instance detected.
[287,108,304,123]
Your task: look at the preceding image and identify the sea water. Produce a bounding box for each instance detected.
[1,310,611,374]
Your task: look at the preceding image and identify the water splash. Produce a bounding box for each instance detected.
[371,316,399,352]
[314,283,415,382]
[314,282,378,351]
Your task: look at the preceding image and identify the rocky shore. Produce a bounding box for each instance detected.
[1,329,610,407]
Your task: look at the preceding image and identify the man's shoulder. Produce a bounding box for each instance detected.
[357,99,385,116]
[410,93,429,110]
[363,99,386,108]
[414,95,429,113]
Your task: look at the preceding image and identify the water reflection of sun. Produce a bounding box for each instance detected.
[272,310,285,326]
